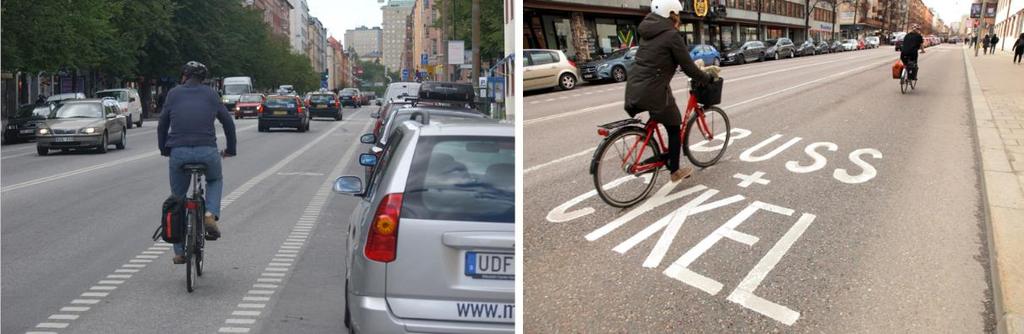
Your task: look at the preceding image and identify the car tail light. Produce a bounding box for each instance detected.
[297,105,304,113]
[365,193,403,262]
[569,60,577,68]
[335,100,340,109]
[257,105,264,114]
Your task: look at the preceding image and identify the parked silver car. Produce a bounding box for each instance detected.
[524,49,580,92]
[35,99,127,155]
[335,121,514,334]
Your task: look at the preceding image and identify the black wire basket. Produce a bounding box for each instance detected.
[694,77,723,106]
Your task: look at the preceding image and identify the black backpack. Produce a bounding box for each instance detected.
[152,195,186,243]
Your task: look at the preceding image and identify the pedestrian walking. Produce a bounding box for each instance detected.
[1013,34,1024,64]
[991,35,1000,53]
[971,35,978,48]
[983,34,991,54]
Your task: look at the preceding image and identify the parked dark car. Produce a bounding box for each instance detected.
[339,88,361,108]
[258,95,310,132]
[795,39,817,56]
[307,92,343,121]
[815,41,831,54]
[4,104,51,143]
[765,38,796,60]
[830,40,846,53]
[579,47,637,83]
[721,41,766,65]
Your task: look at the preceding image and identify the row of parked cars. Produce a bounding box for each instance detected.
[333,80,514,333]
[525,36,884,92]
[3,88,147,155]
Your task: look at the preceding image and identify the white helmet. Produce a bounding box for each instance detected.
[651,0,684,19]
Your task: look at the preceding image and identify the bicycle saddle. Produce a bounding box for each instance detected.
[181,163,208,172]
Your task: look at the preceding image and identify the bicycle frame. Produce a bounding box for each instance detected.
[618,92,715,174]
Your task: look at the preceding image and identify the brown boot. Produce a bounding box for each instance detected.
[204,213,221,240]
[670,166,693,182]
[173,255,187,264]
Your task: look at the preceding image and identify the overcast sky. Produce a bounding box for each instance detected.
[306,0,384,44]
[923,0,971,24]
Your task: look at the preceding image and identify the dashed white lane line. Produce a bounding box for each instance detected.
[47,315,79,320]
[30,114,365,333]
[217,119,371,333]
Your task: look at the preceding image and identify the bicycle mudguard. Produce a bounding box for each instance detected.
[590,125,647,175]
[598,118,642,129]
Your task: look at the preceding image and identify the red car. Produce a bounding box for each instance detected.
[234,93,265,119]
[857,39,866,50]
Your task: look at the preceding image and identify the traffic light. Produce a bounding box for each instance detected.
[321,70,329,81]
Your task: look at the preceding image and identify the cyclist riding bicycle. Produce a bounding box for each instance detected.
[158,61,237,264]
[624,0,716,183]
[900,24,926,81]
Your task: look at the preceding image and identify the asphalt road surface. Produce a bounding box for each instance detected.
[2,106,375,333]
[524,44,996,332]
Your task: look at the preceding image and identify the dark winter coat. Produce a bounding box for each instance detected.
[624,14,710,126]
[1014,38,1024,53]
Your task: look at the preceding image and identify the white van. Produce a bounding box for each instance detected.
[95,88,143,128]
[221,76,254,110]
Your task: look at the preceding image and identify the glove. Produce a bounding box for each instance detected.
[160,147,170,157]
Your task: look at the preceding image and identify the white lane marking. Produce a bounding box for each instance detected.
[257,278,282,283]
[90,286,116,291]
[247,290,274,295]
[106,274,131,279]
[586,184,706,241]
[141,251,164,255]
[733,172,771,188]
[243,297,272,303]
[26,331,59,334]
[81,292,109,297]
[35,323,69,329]
[232,311,261,316]
[48,314,79,320]
[267,262,291,267]
[1,124,257,192]
[271,258,294,262]
[726,213,817,326]
[114,269,139,273]
[274,253,297,257]
[218,327,251,333]
[128,259,152,263]
[237,303,266,309]
[136,255,159,259]
[276,249,298,254]
[265,267,288,272]
[60,307,89,312]
[523,54,891,126]
[739,135,803,162]
[122,263,146,268]
[70,299,100,305]
[226,318,257,325]
[523,147,595,175]
[664,201,793,295]
[833,148,882,184]
[523,57,893,174]
[97,280,124,285]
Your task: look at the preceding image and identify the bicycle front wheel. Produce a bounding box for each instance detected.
[900,70,908,94]
[185,212,197,293]
[684,106,731,168]
[591,126,660,208]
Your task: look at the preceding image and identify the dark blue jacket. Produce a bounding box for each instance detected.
[158,79,237,156]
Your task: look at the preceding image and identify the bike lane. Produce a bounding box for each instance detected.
[524,45,994,332]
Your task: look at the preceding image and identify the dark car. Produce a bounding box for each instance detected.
[765,38,796,60]
[339,88,361,108]
[579,47,638,83]
[4,104,52,143]
[721,41,766,65]
[815,41,831,54]
[307,92,343,121]
[830,40,846,53]
[258,95,310,132]
[795,39,817,56]
[234,93,264,119]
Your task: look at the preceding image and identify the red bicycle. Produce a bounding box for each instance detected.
[590,79,730,207]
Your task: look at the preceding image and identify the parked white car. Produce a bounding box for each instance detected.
[842,39,858,51]
[865,36,880,48]
[95,88,143,128]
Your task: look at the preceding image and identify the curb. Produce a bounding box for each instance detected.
[962,46,1024,334]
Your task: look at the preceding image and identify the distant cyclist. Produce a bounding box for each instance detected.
[158,61,237,264]
[624,0,715,182]
[901,25,925,81]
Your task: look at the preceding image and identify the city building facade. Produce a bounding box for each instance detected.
[412,0,444,80]
[382,0,415,73]
[307,17,328,75]
[289,0,309,54]
[524,0,838,63]
[994,0,1024,51]
[345,26,384,63]
[248,0,293,40]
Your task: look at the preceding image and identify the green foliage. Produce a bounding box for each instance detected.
[2,0,318,92]
[434,0,505,63]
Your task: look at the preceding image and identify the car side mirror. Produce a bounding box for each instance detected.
[360,133,376,144]
[333,176,364,196]
[371,111,380,118]
[358,153,378,167]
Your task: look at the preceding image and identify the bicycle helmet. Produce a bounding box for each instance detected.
[181,61,209,81]
[651,0,684,19]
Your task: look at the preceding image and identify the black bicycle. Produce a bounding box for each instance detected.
[181,163,207,293]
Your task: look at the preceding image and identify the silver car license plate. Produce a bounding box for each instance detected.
[20,129,33,134]
[55,136,74,142]
[465,252,514,280]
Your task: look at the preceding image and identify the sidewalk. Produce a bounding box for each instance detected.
[963,46,1024,334]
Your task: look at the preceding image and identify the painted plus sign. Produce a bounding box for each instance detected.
[733,171,770,188]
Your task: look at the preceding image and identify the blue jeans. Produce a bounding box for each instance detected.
[168,146,223,255]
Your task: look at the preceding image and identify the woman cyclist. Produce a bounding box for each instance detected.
[624,0,715,182]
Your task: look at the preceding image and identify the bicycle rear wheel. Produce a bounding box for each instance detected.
[900,70,908,94]
[684,106,731,168]
[591,126,660,208]
[185,211,197,293]
[195,200,205,277]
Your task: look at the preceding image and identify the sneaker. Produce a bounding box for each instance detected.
[670,166,694,182]
[204,213,221,240]
[173,255,187,264]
